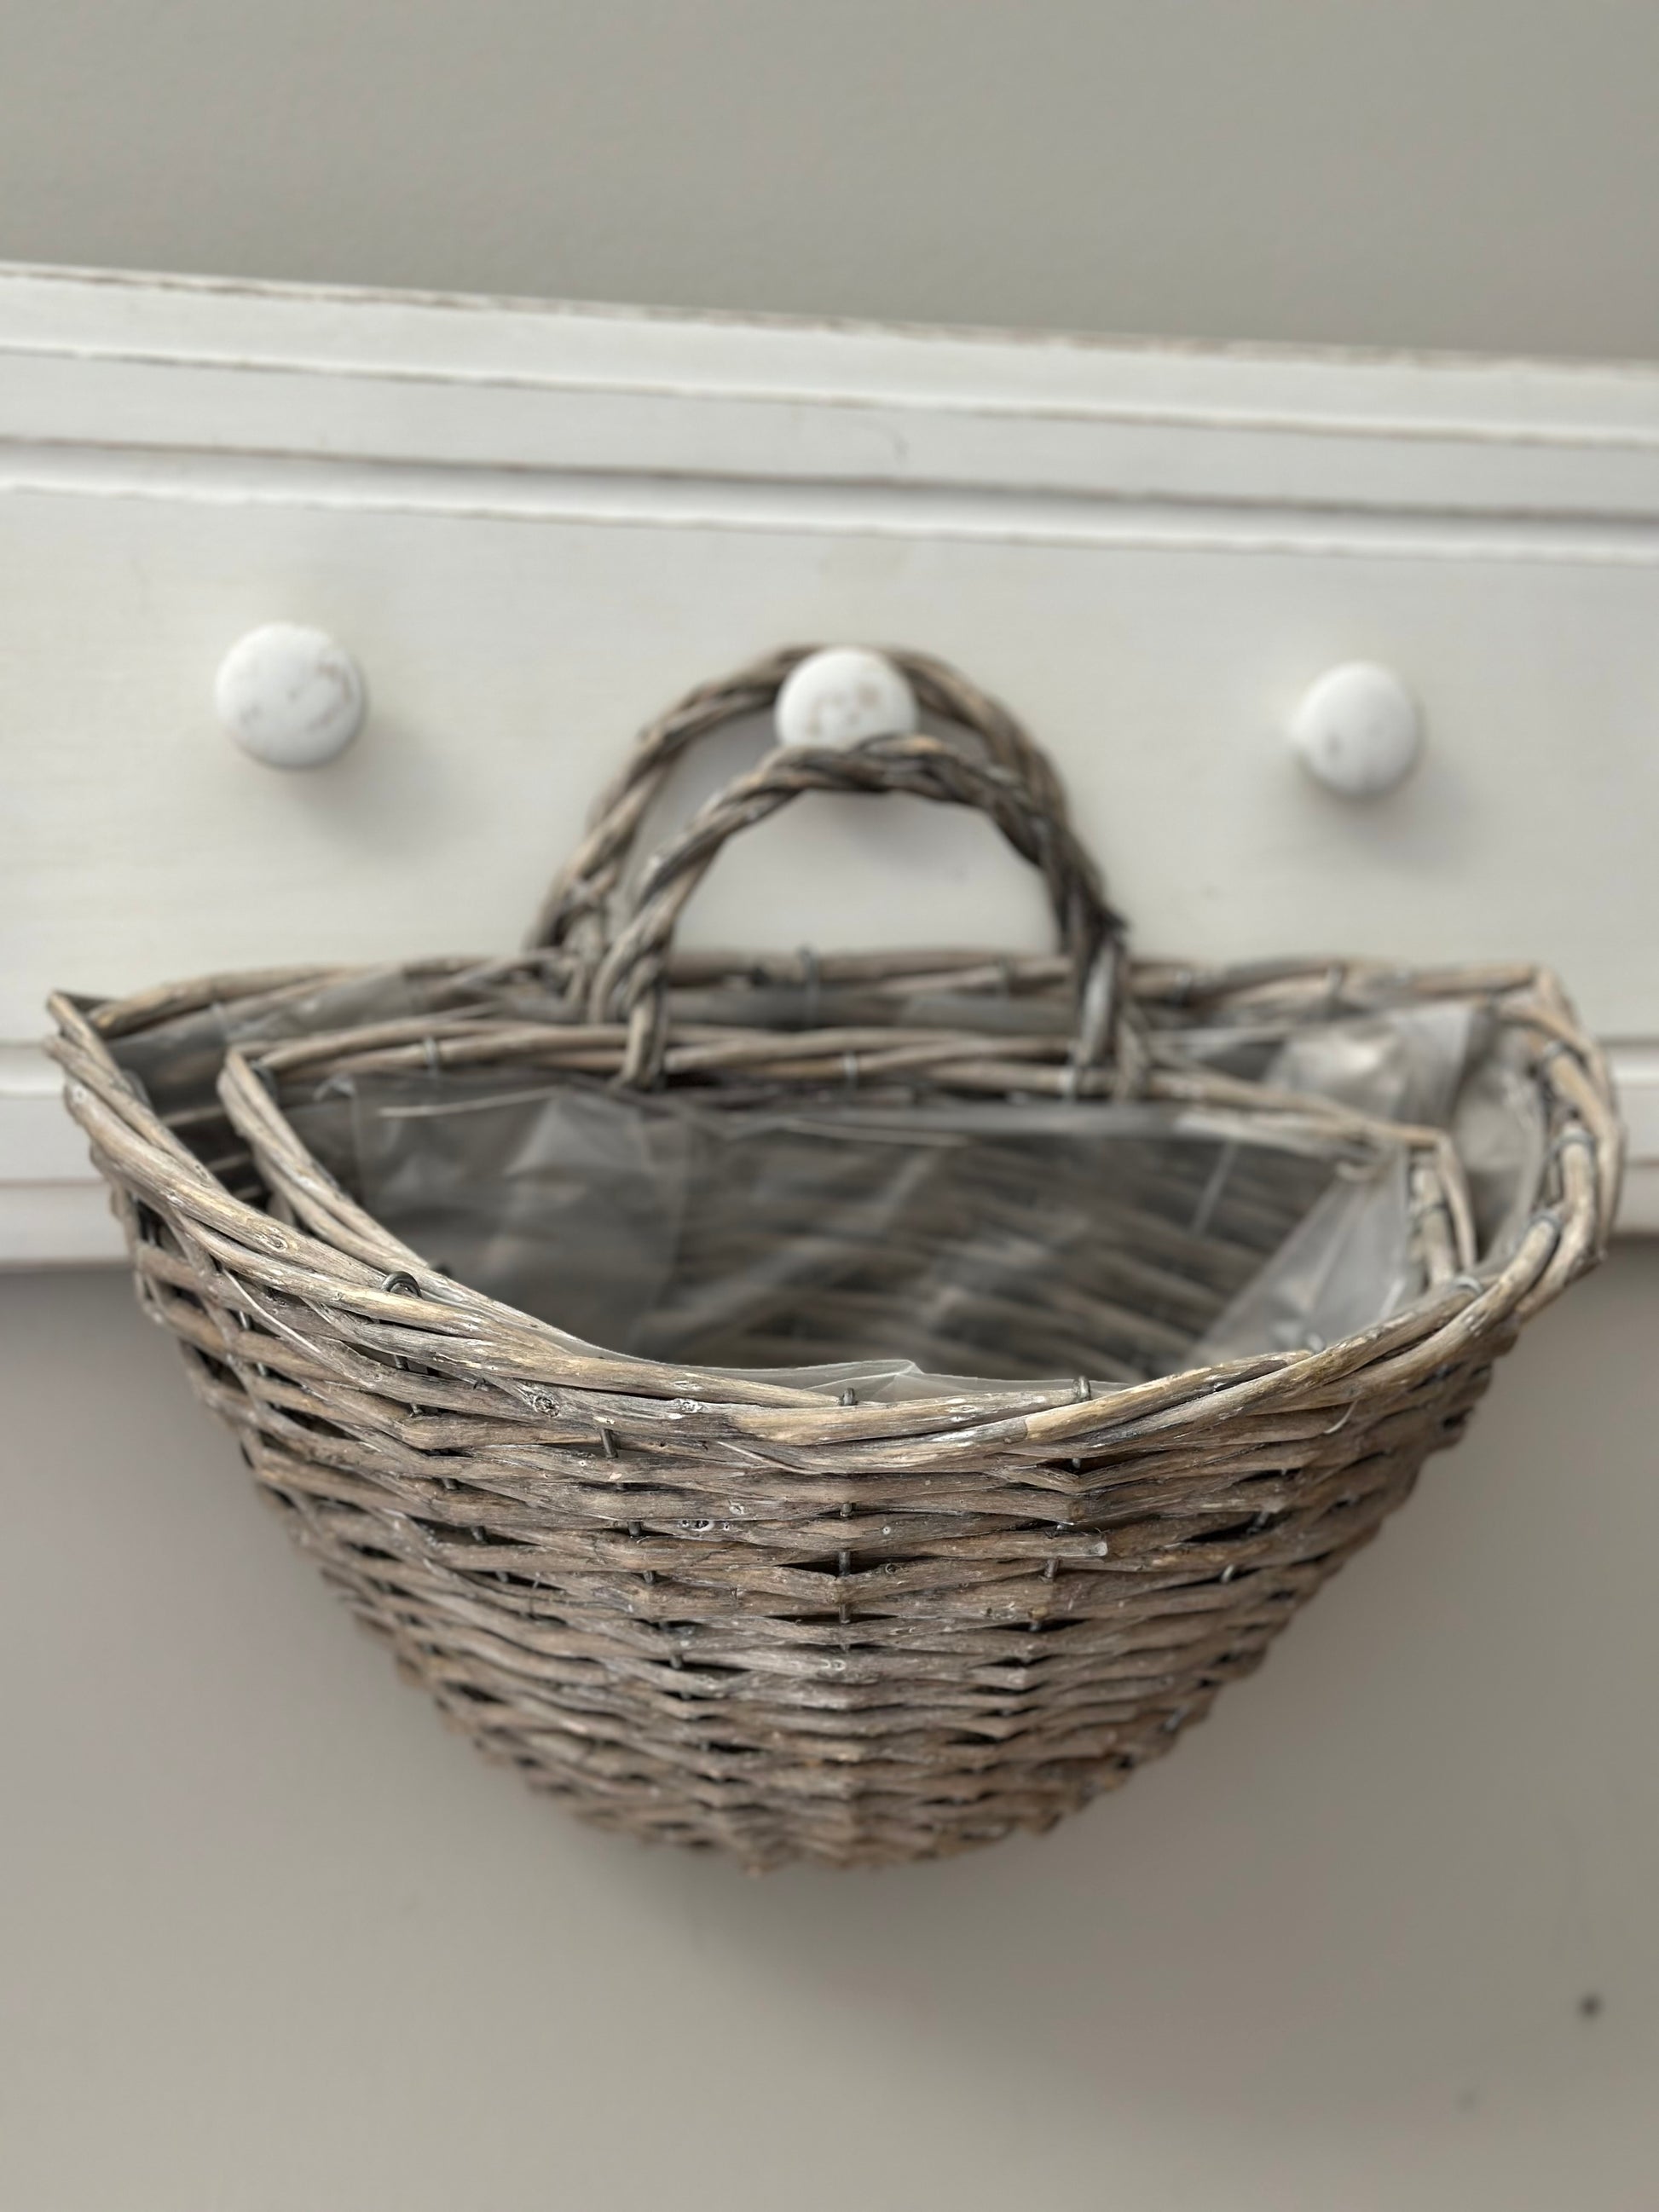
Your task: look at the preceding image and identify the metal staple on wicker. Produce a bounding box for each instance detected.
[49,645,1621,1869]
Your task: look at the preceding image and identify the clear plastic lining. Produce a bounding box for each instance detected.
[286,1078,1352,1387]
[276,984,1543,1393]
[112,972,1545,1397]
[114,970,431,1121]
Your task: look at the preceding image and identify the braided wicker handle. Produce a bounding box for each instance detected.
[526,645,1072,955]
[589,724,1129,1088]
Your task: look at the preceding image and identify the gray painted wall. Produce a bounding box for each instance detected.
[2,0,1657,359]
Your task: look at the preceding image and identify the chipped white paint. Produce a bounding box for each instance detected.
[215,622,366,768]
[774,647,917,749]
[1291,662,1423,799]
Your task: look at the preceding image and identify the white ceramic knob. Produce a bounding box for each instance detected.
[216,623,367,769]
[1290,662,1422,798]
[774,647,918,750]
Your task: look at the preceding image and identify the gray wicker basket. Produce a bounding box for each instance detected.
[50,648,1621,1869]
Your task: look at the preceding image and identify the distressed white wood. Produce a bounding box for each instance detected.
[2,263,1656,1260]
[216,621,367,768]
[1291,662,1422,798]
[0,1043,122,1262]
[774,647,917,749]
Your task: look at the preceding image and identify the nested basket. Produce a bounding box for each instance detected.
[51,647,1621,1869]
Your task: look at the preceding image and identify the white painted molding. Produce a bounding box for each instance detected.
[3,263,1657,1261]
[8,260,1659,562]
[1609,1044,1659,1235]
[0,1044,122,1263]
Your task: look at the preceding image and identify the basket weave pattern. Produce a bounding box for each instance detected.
[51,650,1621,1869]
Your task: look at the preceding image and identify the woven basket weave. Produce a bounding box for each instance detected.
[51,647,1621,1869]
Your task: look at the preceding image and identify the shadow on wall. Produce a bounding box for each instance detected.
[642,1249,1659,2117]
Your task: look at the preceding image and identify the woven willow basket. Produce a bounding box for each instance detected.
[51,648,1621,1870]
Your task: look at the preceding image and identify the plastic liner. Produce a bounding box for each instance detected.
[286,1077,1351,1387]
[114,970,431,1122]
[112,976,1543,1396]
[1189,1002,1544,1362]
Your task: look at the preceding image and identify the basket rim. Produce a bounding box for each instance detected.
[49,947,1621,1451]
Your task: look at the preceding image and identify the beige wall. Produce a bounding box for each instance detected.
[4,7,1658,2206]
[2,0,1659,360]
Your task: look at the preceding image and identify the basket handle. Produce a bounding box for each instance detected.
[525,645,1072,956]
[587,725,1130,1087]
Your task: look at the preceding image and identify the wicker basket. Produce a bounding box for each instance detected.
[50,647,1621,1870]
